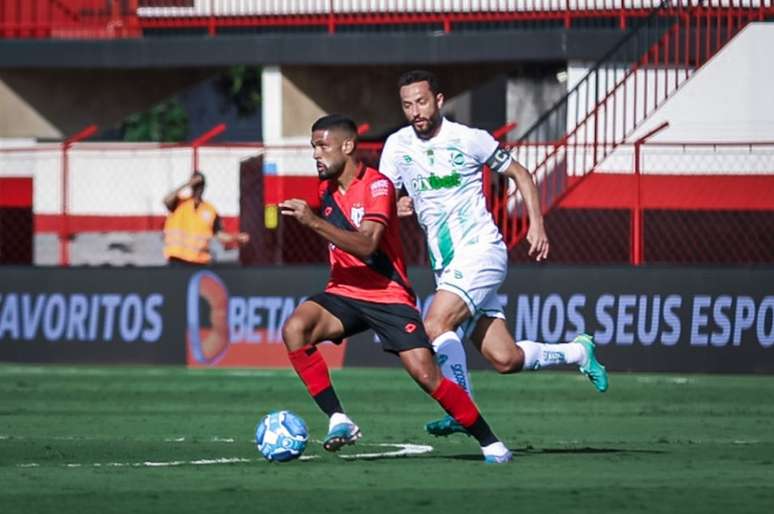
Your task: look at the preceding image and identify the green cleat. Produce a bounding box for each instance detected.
[323,422,361,452]
[575,334,609,392]
[425,415,470,437]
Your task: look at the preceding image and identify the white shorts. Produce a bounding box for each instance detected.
[434,242,507,336]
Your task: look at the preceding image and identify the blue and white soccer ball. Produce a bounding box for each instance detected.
[255,410,309,462]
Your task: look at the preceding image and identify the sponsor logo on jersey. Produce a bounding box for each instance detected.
[370,179,390,198]
[410,172,462,193]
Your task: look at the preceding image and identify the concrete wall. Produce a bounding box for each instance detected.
[263,64,509,143]
[0,80,61,139]
[0,69,216,139]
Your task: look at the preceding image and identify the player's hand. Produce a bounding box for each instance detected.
[527,223,549,262]
[236,232,250,245]
[189,174,204,188]
[279,199,317,227]
[397,196,414,217]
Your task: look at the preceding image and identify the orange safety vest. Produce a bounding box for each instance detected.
[163,198,218,264]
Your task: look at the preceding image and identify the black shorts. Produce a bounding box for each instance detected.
[308,292,432,354]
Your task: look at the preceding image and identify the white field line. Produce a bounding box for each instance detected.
[635,376,692,384]
[2,435,237,443]
[14,442,434,468]
[302,442,433,461]
[0,365,290,378]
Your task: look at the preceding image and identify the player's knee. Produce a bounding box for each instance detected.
[423,317,450,341]
[281,316,309,349]
[489,352,522,374]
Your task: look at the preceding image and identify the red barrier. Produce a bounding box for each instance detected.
[3,1,772,39]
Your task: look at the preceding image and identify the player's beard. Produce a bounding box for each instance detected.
[317,159,343,180]
[411,111,441,139]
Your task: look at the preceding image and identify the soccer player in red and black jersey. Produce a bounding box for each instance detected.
[279,114,511,463]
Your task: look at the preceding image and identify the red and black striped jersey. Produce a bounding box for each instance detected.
[318,163,416,307]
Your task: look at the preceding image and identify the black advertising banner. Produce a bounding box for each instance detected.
[344,266,774,373]
[0,268,187,364]
[1,266,772,372]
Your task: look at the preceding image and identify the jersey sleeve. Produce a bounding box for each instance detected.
[377,136,403,189]
[362,174,395,227]
[469,127,513,174]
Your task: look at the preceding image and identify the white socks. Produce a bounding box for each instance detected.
[329,412,355,430]
[432,331,473,396]
[481,441,510,456]
[516,340,587,371]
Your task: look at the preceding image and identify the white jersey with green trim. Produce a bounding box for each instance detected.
[379,118,512,271]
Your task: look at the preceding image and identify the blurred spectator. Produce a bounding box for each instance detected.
[162,171,249,266]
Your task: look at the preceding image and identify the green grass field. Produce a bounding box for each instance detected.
[1,364,773,514]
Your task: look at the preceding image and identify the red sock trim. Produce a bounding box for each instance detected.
[430,378,480,428]
[288,344,331,397]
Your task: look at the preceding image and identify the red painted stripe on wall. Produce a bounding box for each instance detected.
[0,177,33,207]
[263,176,320,206]
[559,174,774,210]
[34,214,240,233]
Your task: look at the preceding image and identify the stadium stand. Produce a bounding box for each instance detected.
[0,0,772,266]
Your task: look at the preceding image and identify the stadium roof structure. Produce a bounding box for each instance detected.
[0,28,622,69]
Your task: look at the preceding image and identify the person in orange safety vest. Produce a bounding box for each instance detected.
[163,171,249,265]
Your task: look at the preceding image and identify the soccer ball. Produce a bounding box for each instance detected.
[255,410,309,462]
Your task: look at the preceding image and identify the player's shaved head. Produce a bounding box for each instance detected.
[311,114,359,180]
[311,114,358,142]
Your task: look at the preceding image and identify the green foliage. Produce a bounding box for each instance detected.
[218,65,262,116]
[122,98,189,142]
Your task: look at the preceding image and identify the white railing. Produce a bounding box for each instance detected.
[138,0,771,17]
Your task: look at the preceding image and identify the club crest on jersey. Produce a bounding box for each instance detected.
[350,205,365,227]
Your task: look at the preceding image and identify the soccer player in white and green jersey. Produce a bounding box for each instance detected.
[379,70,609,437]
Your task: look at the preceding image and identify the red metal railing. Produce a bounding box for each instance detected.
[60,124,98,265]
[1,138,773,266]
[493,0,768,254]
[3,1,772,39]
[632,120,669,265]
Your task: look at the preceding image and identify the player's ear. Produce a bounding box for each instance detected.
[341,137,355,156]
[435,92,445,109]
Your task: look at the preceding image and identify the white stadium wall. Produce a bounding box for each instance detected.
[625,22,774,143]
[0,144,264,265]
[0,145,259,217]
[592,22,774,173]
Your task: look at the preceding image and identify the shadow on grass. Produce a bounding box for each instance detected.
[440,446,666,461]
